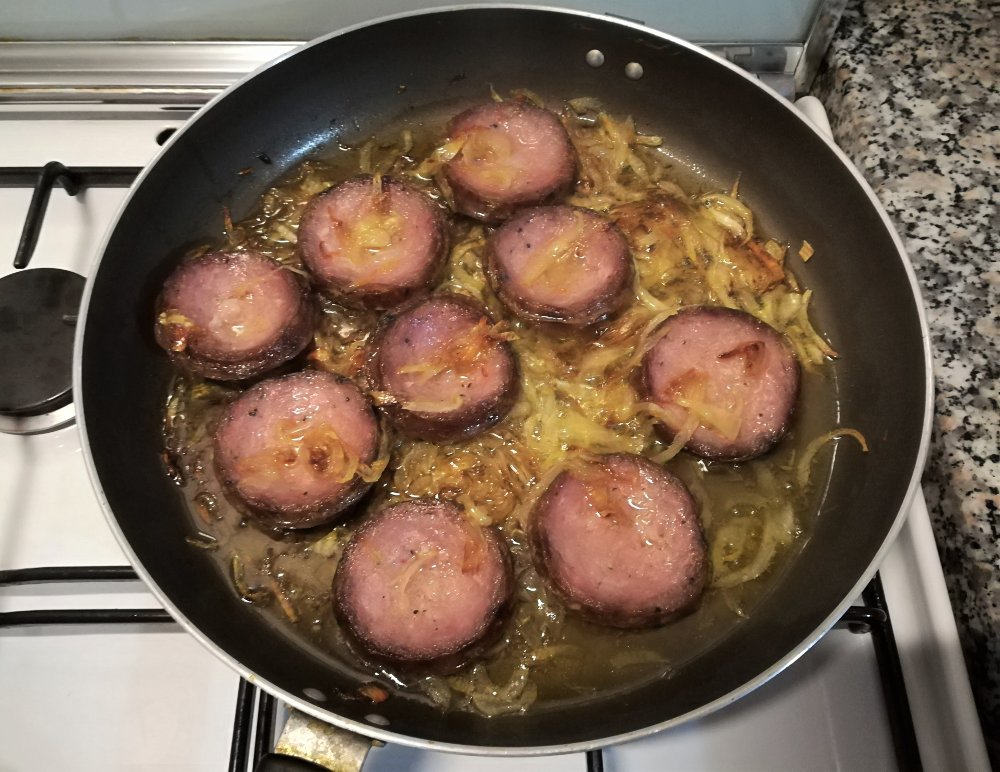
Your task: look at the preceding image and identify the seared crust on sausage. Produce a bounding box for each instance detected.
[528,453,708,628]
[298,175,448,310]
[154,250,314,381]
[333,499,513,667]
[213,370,383,531]
[444,100,577,223]
[363,292,520,442]
[639,305,800,461]
[486,205,634,326]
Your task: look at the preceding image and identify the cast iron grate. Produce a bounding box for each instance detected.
[0,164,922,770]
[0,565,921,771]
[0,163,142,269]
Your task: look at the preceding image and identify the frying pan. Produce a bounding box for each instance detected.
[75,5,932,761]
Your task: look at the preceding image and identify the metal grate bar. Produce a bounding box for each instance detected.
[0,608,174,626]
[0,564,172,628]
[0,565,138,584]
[863,573,923,771]
[0,166,141,187]
[0,163,141,269]
[229,678,257,772]
[11,161,79,268]
[253,689,278,768]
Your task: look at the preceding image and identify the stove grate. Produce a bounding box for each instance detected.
[1,164,142,269]
[223,575,923,771]
[0,564,174,626]
[0,563,920,769]
[862,574,923,771]
[0,163,922,770]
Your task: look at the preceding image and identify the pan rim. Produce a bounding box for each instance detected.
[73,3,934,756]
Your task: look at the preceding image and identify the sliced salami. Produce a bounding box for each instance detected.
[444,100,576,222]
[154,250,313,380]
[214,370,382,530]
[529,453,708,628]
[639,306,800,461]
[333,500,512,664]
[298,175,447,309]
[486,205,633,326]
[364,293,519,441]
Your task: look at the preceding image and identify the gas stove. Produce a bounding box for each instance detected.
[0,82,989,772]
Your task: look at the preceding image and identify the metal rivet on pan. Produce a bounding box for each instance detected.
[303,687,327,701]
[365,714,391,726]
[586,49,605,67]
[625,62,644,80]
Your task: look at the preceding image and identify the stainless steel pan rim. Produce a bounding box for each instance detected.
[74,3,934,755]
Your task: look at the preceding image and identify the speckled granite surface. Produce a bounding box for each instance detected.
[813,0,999,763]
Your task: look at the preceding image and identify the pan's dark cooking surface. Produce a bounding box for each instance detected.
[78,8,928,751]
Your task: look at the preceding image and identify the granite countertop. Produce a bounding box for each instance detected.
[813,0,999,763]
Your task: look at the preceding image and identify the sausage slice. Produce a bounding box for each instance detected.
[529,453,707,628]
[214,370,382,530]
[298,175,447,309]
[364,293,519,441]
[487,205,633,326]
[444,100,576,222]
[154,250,313,380]
[333,500,512,665]
[640,306,800,461]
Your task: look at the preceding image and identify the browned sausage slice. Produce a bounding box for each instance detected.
[214,370,381,530]
[333,500,512,664]
[529,453,707,628]
[298,175,447,309]
[444,100,576,222]
[487,205,633,326]
[640,306,800,461]
[365,293,519,441]
[154,250,313,380]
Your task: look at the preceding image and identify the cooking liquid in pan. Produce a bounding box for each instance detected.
[163,96,847,715]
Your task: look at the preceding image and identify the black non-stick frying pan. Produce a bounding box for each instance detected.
[76,5,932,759]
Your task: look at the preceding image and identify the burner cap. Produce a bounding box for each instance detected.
[0,268,84,417]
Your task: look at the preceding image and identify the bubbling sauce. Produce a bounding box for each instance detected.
[163,94,844,716]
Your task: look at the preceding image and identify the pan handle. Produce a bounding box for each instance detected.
[254,709,372,772]
[256,757,329,772]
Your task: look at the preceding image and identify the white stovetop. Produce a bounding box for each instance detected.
[0,105,988,772]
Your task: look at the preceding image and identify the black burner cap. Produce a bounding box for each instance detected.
[0,268,85,417]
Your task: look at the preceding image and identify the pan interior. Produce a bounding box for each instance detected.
[80,8,926,750]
